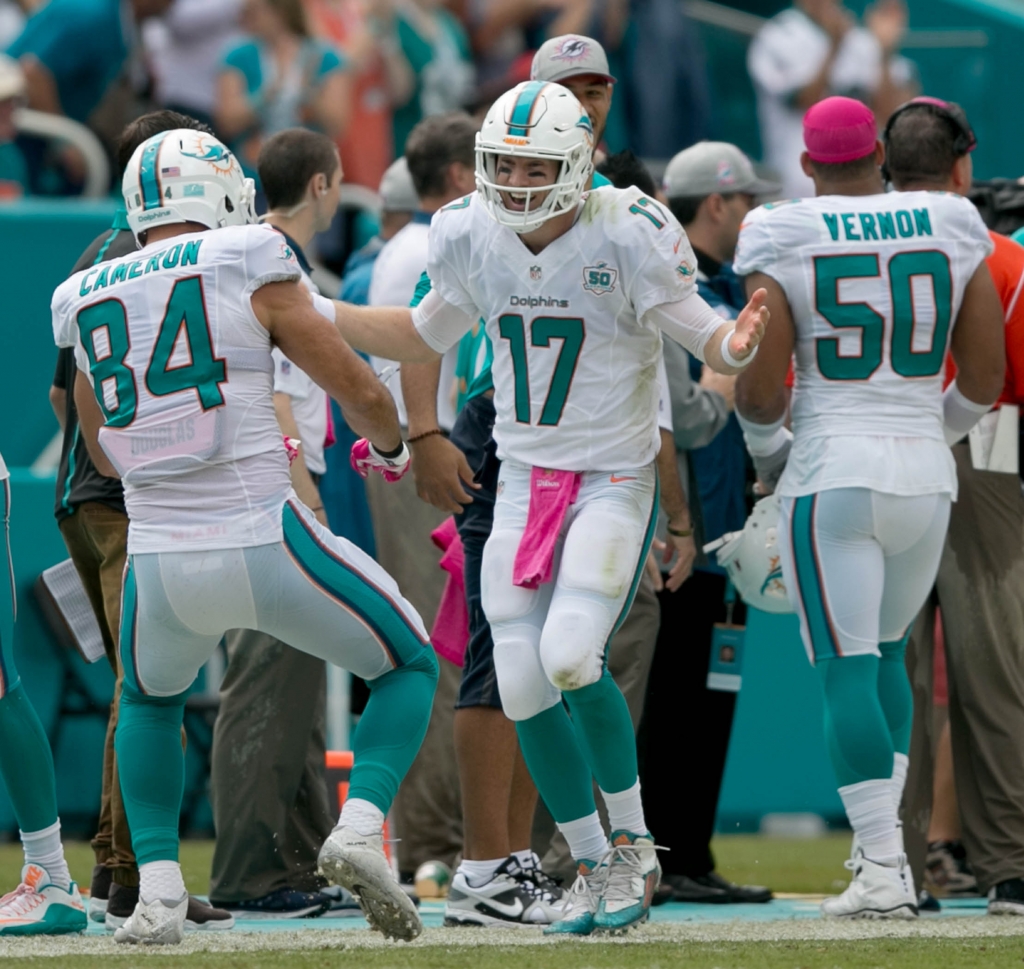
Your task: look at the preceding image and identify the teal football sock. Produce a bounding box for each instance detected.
[347,647,438,814]
[516,703,596,824]
[878,637,913,756]
[115,683,187,865]
[563,670,638,796]
[0,684,59,834]
[817,654,894,787]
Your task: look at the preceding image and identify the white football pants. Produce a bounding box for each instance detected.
[777,488,951,663]
[481,461,657,721]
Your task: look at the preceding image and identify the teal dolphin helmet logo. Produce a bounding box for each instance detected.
[179,137,237,175]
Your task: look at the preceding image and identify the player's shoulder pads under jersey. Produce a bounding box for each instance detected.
[582,186,699,317]
[426,193,488,316]
[203,223,304,293]
[734,198,817,279]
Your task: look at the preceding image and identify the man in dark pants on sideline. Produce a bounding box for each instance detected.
[48,110,231,932]
[642,142,778,904]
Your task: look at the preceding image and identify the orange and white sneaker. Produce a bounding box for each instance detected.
[594,831,661,933]
[0,864,87,936]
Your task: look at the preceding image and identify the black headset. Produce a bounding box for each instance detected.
[881,97,977,182]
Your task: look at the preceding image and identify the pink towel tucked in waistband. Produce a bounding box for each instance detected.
[324,397,337,449]
[429,518,469,668]
[512,468,583,589]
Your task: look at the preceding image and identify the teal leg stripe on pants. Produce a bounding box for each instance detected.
[1,478,16,697]
[791,495,841,661]
[818,654,894,787]
[878,635,913,756]
[118,558,142,694]
[282,501,428,668]
[115,681,187,865]
[347,648,439,814]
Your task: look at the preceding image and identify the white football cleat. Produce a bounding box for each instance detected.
[594,831,661,933]
[544,859,607,936]
[113,893,188,944]
[318,826,422,941]
[821,853,917,919]
[0,865,87,936]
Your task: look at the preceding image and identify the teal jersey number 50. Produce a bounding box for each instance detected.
[77,276,227,426]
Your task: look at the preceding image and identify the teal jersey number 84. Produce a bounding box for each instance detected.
[77,276,227,427]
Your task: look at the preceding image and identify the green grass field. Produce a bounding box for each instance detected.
[1,835,1022,968]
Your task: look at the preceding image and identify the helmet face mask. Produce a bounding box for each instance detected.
[123,129,257,244]
[475,81,594,235]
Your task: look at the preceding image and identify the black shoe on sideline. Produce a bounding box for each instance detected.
[989,877,1024,915]
[104,882,140,929]
[662,872,773,904]
[88,865,112,923]
[918,888,941,912]
[214,887,332,919]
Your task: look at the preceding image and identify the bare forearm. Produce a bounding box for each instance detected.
[332,301,440,362]
[656,429,689,527]
[795,47,839,110]
[402,360,442,437]
[73,372,119,478]
[50,385,67,430]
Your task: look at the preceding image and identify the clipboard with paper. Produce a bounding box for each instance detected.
[968,405,1019,474]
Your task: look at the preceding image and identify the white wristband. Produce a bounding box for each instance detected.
[311,292,335,321]
[720,329,758,369]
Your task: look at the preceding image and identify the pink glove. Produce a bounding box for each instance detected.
[283,436,301,465]
[351,438,411,483]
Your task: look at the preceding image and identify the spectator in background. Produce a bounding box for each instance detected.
[7,0,171,125]
[0,0,25,50]
[748,0,915,199]
[144,0,245,131]
[210,129,346,919]
[391,0,474,154]
[306,0,414,190]
[643,141,779,905]
[216,0,351,177]
[0,53,26,199]
[339,156,419,306]
[886,99,1024,917]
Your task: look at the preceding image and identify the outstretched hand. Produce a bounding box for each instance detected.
[729,287,770,362]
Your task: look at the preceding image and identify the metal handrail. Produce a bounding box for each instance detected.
[14,108,111,198]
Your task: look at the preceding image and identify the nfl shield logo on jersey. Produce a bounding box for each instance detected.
[530,265,542,281]
[583,262,617,296]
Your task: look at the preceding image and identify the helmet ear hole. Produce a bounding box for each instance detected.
[224,196,235,213]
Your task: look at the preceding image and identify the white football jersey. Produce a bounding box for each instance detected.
[734,190,994,499]
[427,188,702,471]
[52,223,303,554]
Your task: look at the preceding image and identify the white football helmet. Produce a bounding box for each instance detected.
[123,129,256,242]
[704,494,794,615]
[476,80,594,234]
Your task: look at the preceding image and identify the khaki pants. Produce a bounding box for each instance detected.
[365,470,461,875]
[533,573,661,882]
[905,445,1024,892]
[209,630,334,902]
[59,503,136,887]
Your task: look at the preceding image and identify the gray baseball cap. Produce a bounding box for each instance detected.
[378,157,419,212]
[531,35,616,85]
[663,141,780,199]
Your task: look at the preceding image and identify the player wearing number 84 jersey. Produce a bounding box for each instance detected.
[733,96,1005,921]
[326,80,770,933]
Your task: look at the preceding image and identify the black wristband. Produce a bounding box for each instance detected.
[374,441,406,460]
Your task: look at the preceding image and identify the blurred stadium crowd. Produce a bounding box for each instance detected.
[2,0,1024,934]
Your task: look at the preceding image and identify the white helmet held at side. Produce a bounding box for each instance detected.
[123,129,256,243]
[704,494,794,615]
[476,80,594,234]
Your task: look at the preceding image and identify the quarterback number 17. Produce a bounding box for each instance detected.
[498,315,585,426]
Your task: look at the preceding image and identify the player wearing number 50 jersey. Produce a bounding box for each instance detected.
[326,80,770,934]
[51,128,438,945]
[733,97,1005,920]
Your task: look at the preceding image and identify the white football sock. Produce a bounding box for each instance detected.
[558,812,610,864]
[457,857,505,887]
[600,779,647,836]
[337,797,384,836]
[20,821,71,891]
[839,778,903,866]
[139,860,186,904]
[891,752,909,812]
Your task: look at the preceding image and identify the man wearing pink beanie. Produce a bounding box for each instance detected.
[732,95,1005,918]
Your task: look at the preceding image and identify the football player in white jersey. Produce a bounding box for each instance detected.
[325,80,769,933]
[733,96,1005,918]
[51,129,438,945]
